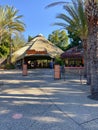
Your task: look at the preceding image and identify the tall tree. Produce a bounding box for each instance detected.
[0,6,25,63]
[85,0,98,95]
[48,30,69,50]
[46,0,88,77]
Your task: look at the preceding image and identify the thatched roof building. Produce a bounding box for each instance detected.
[12,34,63,68]
[12,34,63,62]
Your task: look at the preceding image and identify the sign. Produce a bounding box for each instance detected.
[26,49,47,55]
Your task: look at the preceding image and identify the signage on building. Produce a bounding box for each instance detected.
[26,49,47,55]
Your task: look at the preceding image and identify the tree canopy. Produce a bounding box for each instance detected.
[46,0,88,42]
[48,30,69,50]
[66,30,82,50]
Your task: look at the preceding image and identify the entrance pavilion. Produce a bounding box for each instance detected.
[12,34,63,68]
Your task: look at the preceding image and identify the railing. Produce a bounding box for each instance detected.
[64,67,85,83]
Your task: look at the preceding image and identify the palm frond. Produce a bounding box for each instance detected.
[45,1,70,9]
[56,13,72,24]
[52,22,68,29]
[63,5,79,22]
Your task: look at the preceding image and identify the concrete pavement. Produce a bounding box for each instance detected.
[0,69,98,130]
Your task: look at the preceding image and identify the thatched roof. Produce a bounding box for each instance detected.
[61,46,83,59]
[12,34,63,62]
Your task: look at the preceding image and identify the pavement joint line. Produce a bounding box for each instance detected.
[38,86,87,130]
[54,104,88,130]
[29,104,54,129]
[80,117,98,125]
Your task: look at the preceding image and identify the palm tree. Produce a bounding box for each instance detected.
[12,33,26,52]
[0,6,7,43]
[85,0,98,95]
[46,0,88,77]
[0,6,25,63]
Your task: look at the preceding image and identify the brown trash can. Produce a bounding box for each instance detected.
[22,64,27,76]
[54,65,61,79]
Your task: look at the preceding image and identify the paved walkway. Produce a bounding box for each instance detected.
[0,69,98,130]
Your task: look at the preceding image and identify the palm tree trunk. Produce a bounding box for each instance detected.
[85,0,98,96]
[90,21,98,95]
[7,36,12,64]
[82,39,87,78]
[9,42,12,64]
[87,33,91,85]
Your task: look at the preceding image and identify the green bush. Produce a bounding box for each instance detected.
[55,56,64,66]
[5,63,15,69]
[0,64,5,69]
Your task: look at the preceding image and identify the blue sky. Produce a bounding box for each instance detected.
[0,0,70,39]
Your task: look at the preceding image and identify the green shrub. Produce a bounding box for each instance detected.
[55,56,64,66]
[5,63,15,69]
